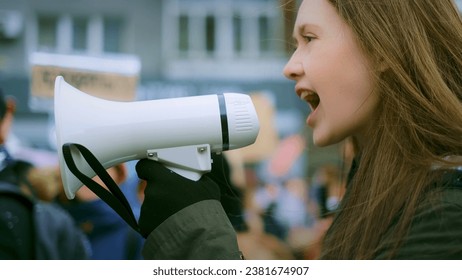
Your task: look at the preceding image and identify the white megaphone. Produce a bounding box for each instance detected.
[54,76,260,199]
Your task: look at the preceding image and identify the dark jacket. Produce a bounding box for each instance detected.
[375,169,462,259]
[0,159,90,260]
[0,181,90,259]
[142,200,243,260]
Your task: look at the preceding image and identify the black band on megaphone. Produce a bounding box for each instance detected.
[217,93,229,150]
[62,143,141,235]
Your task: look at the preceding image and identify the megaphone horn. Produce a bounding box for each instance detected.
[54,76,260,199]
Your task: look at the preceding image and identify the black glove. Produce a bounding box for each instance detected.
[206,153,247,232]
[135,159,220,238]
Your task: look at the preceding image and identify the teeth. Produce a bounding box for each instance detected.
[300,91,315,101]
[299,90,320,109]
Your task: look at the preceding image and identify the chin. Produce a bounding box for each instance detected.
[312,133,343,148]
[312,137,330,147]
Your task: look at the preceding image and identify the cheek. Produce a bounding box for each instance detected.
[315,42,375,113]
[327,81,379,140]
[314,61,378,145]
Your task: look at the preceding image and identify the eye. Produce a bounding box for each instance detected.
[289,34,315,53]
[302,35,315,43]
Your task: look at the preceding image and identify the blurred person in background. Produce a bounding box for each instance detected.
[287,138,353,259]
[309,164,344,220]
[0,88,89,259]
[219,153,295,260]
[58,163,144,260]
[253,177,311,242]
[292,163,345,259]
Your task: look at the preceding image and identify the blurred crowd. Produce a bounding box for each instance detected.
[229,137,354,260]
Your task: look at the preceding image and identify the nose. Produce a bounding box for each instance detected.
[283,52,303,80]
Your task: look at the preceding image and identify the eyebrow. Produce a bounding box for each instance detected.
[294,23,321,38]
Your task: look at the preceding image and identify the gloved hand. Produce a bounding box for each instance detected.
[136,159,220,238]
[205,153,246,231]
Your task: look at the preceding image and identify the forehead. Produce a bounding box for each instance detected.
[293,0,346,36]
[295,0,340,27]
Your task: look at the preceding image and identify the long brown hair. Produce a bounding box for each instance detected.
[320,0,462,259]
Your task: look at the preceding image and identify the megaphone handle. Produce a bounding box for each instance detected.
[62,143,141,234]
[146,145,211,181]
[163,166,202,181]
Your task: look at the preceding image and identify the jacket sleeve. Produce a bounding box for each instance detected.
[142,199,243,260]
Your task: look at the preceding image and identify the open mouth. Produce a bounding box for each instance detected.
[300,91,320,111]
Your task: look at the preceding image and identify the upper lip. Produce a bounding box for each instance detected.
[295,86,316,100]
[295,86,320,109]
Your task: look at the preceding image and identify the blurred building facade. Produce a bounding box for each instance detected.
[0,0,347,179]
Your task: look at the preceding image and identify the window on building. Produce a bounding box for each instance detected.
[72,17,88,51]
[205,15,215,54]
[38,15,58,51]
[179,15,189,54]
[259,15,270,52]
[104,17,123,53]
[233,15,242,53]
[36,14,124,54]
[164,0,284,60]
[162,0,287,79]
